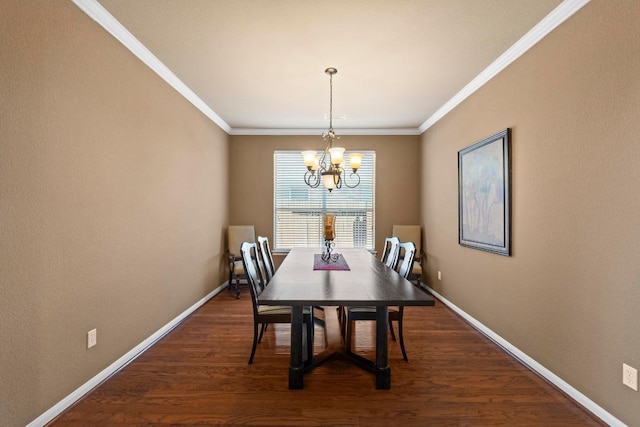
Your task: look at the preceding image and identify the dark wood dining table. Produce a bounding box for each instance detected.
[257,247,435,389]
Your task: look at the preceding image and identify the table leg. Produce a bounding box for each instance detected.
[375,306,391,389]
[289,305,304,389]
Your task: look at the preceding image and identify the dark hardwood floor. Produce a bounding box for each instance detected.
[50,286,604,426]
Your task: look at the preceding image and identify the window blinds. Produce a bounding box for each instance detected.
[273,150,375,251]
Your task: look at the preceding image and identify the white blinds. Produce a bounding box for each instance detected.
[273,150,375,251]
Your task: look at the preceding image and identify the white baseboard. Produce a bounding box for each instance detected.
[27,283,228,427]
[423,285,626,427]
[29,282,625,426]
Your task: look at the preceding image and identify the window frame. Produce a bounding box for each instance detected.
[273,150,376,252]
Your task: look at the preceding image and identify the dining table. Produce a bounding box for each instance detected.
[257,247,435,389]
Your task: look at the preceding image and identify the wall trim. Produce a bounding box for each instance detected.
[27,283,228,427]
[28,280,623,426]
[418,0,591,133]
[70,0,231,134]
[229,127,422,136]
[71,0,590,138]
[423,285,626,427]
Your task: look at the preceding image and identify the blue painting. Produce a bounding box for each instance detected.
[458,129,510,256]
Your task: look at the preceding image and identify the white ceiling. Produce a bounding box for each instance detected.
[74,0,588,135]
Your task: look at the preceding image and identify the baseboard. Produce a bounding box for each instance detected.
[423,284,626,427]
[29,282,625,426]
[27,283,228,427]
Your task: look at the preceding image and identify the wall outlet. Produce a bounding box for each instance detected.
[437,271,442,280]
[87,329,97,349]
[623,363,638,391]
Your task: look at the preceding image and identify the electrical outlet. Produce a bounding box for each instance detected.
[623,363,638,391]
[437,271,442,280]
[87,329,97,349]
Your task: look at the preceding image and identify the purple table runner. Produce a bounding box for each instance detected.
[313,253,350,271]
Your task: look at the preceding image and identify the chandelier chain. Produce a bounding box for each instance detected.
[328,71,333,131]
[301,67,361,192]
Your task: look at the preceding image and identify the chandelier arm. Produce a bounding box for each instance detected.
[318,146,330,170]
[334,175,342,190]
[342,171,361,188]
[304,170,321,188]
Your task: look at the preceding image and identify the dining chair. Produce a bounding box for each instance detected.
[255,236,274,337]
[386,241,416,361]
[338,236,400,329]
[392,225,423,285]
[257,236,276,283]
[227,225,255,298]
[240,241,315,364]
[381,236,401,269]
[343,241,416,361]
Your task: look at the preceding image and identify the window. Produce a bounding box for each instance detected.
[274,150,375,251]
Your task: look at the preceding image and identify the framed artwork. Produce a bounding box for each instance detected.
[458,128,511,256]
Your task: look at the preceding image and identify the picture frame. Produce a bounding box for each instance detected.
[458,128,511,256]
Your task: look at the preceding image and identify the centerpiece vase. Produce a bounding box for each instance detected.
[321,213,338,262]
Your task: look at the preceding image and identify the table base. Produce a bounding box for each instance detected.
[289,305,390,389]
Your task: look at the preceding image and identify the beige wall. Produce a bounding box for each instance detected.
[4,0,638,425]
[228,135,422,265]
[421,1,640,425]
[0,2,229,425]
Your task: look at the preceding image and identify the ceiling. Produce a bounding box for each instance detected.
[75,0,585,135]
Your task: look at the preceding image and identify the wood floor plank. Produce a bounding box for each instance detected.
[49,288,604,426]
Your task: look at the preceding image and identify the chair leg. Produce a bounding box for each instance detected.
[249,321,259,364]
[258,323,267,343]
[398,307,408,361]
[313,309,326,329]
[388,316,397,341]
[235,275,241,299]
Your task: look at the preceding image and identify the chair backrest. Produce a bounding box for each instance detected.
[392,225,421,260]
[228,225,255,256]
[381,237,401,270]
[257,236,275,282]
[397,241,416,279]
[240,242,265,312]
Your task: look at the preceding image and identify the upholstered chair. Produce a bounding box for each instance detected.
[227,225,255,298]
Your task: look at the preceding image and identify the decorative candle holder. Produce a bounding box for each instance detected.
[322,239,337,262]
[321,213,339,262]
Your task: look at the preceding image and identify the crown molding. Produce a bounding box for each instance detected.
[73,0,590,137]
[229,128,422,136]
[72,0,419,137]
[71,0,232,134]
[418,0,591,134]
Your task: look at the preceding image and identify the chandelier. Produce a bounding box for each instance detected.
[302,68,362,192]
